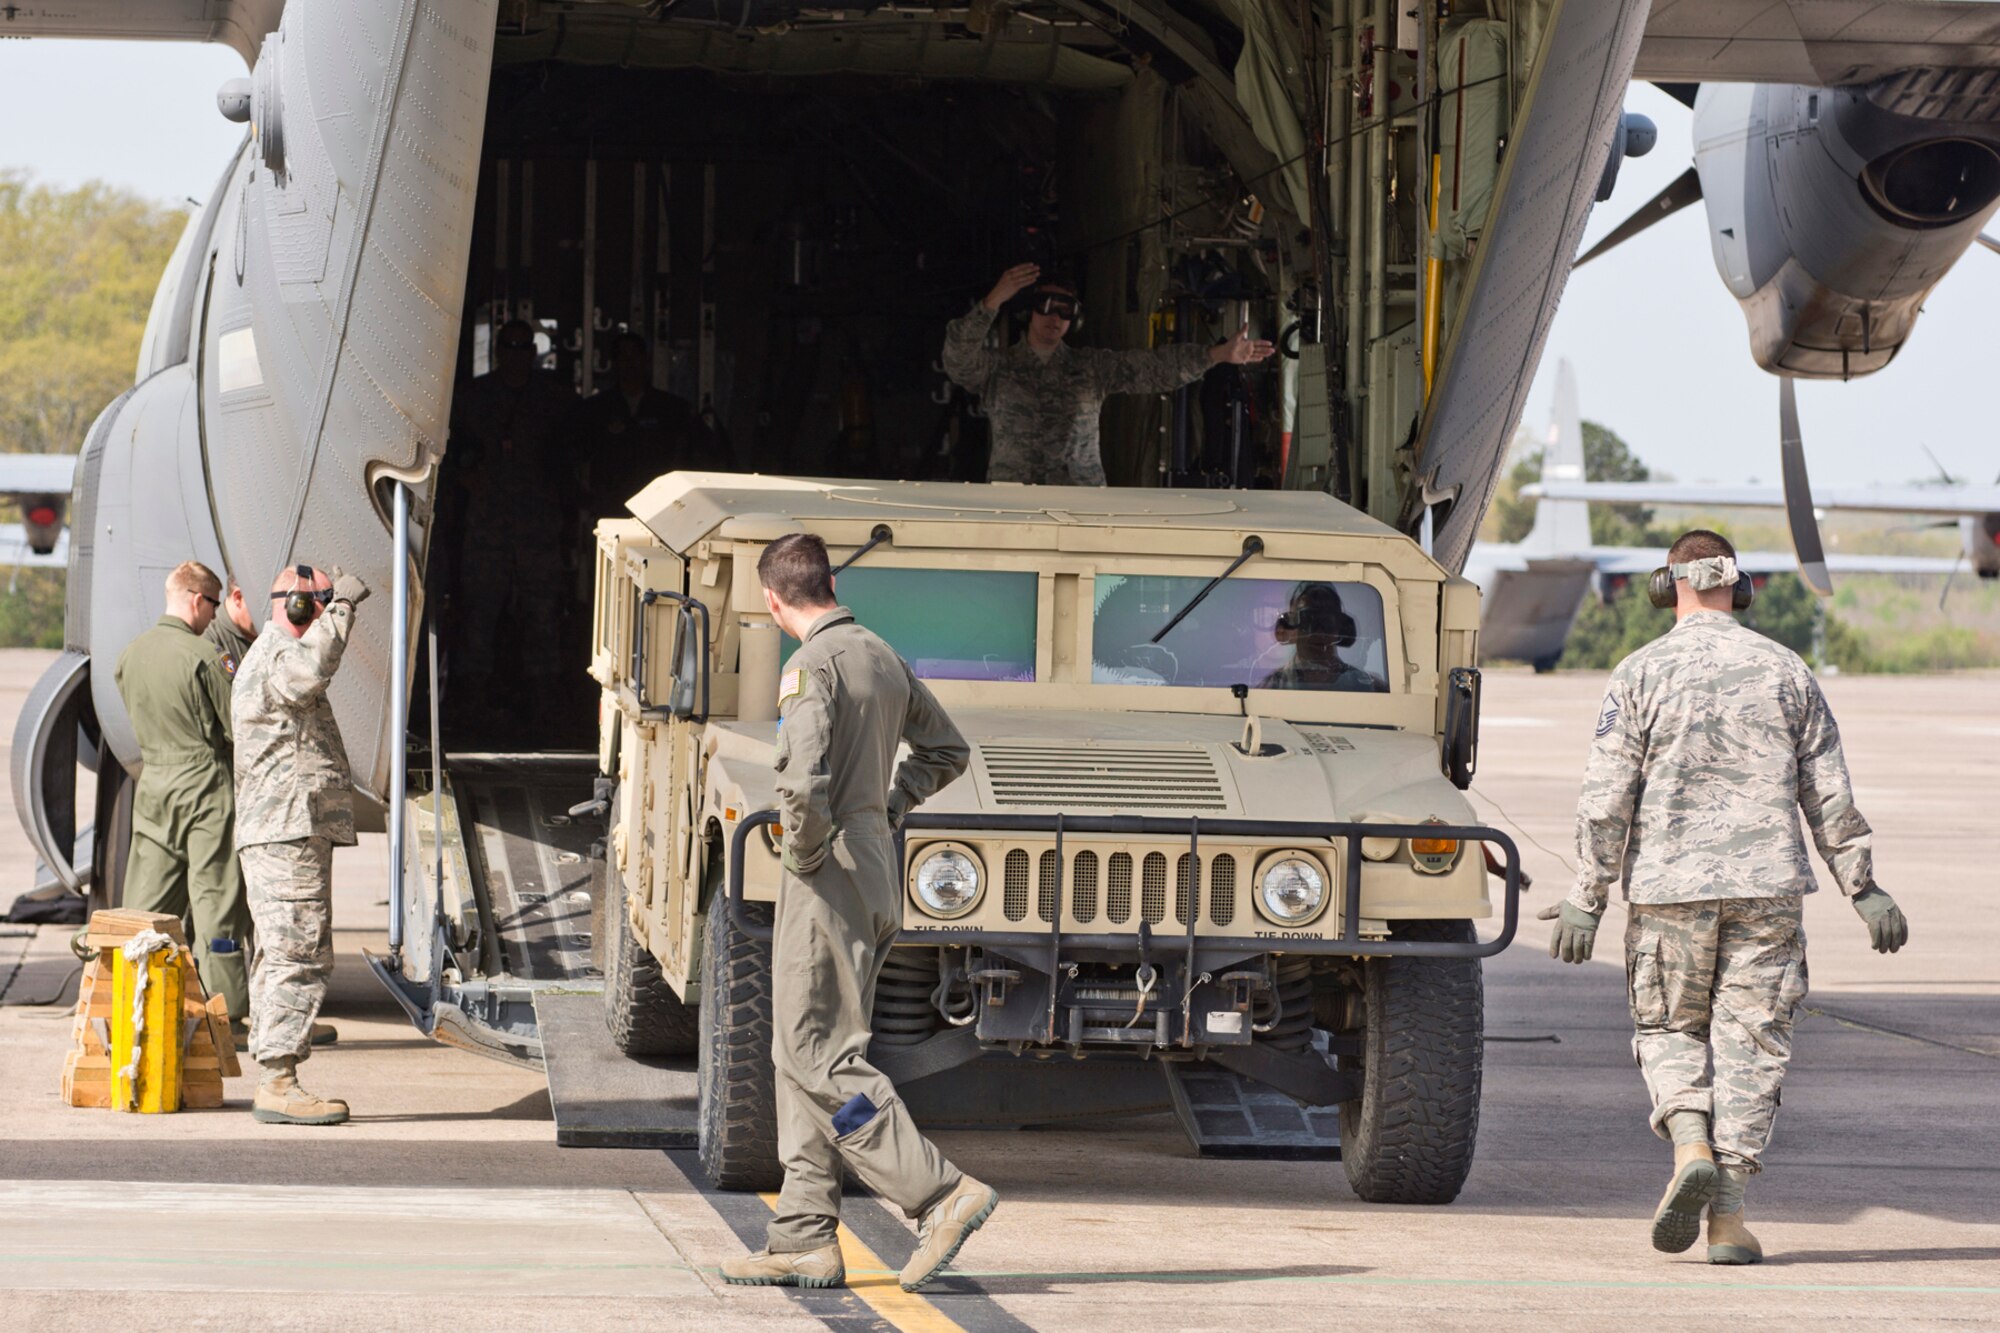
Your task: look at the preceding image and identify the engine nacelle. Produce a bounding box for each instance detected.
[1694,80,2000,380]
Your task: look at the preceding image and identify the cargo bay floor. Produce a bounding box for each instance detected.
[2,649,1996,1331]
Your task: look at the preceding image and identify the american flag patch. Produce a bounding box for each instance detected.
[1594,699,1619,738]
[779,668,803,702]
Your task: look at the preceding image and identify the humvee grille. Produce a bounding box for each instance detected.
[1072,851,1099,922]
[1141,853,1168,923]
[1004,849,1029,921]
[978,745,1229,810]
[999,846,1247,931]
[1107,853,1133,923]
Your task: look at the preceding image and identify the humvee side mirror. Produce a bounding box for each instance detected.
[1443,666,1480,790]
[635,589,710,722]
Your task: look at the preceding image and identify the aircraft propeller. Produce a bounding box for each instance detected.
[1778,377,1834,598]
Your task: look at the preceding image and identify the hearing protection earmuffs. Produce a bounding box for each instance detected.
[282,563,331,626]
[1646,565,1756,611]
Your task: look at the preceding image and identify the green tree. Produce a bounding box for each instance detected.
[1482,419,1674,549]
[0,174,185,647]
[1581,421,1671,548]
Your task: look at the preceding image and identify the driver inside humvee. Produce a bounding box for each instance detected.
[1258,582,1387,693]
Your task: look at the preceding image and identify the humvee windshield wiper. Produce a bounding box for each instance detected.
[832,524,894,576]
[1150,535,1263,644]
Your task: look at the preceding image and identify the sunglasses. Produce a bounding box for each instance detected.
[1030,294,1077,320]
[197,593,222,610]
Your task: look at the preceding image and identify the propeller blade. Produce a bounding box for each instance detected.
[1575,166,1704,267]
[1939,550,1964,611]
[1779,377,1834,597]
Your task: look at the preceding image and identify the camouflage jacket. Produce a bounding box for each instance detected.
[1567,610,1876,912]
[231,601,357,849]
[941,303,1211,485]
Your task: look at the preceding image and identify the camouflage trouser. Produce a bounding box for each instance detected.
[242,836,335,1066]
[1627,897,1809,1170]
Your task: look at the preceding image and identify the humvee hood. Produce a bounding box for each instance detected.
[916,708,1472,826]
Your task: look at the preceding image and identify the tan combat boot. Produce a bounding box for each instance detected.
[252,1060,350,1126]
[1707,1206,1763,1265]
[720,1243,845,1288]
[900,1175,999,1291]
[1650,1141,1718,1253]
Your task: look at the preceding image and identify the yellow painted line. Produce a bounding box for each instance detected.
[756,1192,964,1333]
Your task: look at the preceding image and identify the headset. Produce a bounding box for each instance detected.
[1646,563,1756,611]
[280,563,333,626]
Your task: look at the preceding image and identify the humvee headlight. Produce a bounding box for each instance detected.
[913,846,982,919]
[1257,855,1327,924]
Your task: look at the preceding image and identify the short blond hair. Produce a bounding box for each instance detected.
[166,560,221,601]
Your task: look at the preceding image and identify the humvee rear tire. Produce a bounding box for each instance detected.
[696,891,782,1191]
[600,858,700,1057]
[1338,920,1484,1205]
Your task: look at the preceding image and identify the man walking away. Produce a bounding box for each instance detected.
[1544,529,1910,1264]
[114,561,252,1022]
[721,533,992,1293]
[234,564,368,1125]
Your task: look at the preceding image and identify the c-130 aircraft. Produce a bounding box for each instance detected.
[11,0,1999,1005]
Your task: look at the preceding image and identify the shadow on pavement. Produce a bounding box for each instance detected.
[1762,1247,2000,1267]
[926,1263,1368,1295]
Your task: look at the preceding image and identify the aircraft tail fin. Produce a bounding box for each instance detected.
[1522,359,1592,557]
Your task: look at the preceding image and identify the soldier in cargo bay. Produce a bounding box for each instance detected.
[942,263,1276,486]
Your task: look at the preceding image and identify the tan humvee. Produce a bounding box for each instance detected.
[587,474,1518,1205]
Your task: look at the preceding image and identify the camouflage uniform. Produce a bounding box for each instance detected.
[1569,610,1875,1169]
[114,616,253,1019]
[232,600,357,1065]
[766,607,972,1254]
[940,303,1211,485]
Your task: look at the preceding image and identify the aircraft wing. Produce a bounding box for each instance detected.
[0,525,69,570]
[1637,2,2000,85]
[0,1,274,58]
[1584,546,1961,577]
[0,454,78,496]
[1525,480,2000,517]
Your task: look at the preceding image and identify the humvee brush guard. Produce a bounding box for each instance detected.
[589,474,1519,1204]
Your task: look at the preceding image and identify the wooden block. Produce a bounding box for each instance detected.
[181,1081,224,1109]
[204,993,241,1078]
[84,908,187,949]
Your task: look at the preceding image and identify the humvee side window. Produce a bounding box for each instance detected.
[781,567,1038,682]
[1091,575,1388,692]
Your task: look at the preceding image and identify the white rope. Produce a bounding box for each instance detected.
[114,929,176,1108]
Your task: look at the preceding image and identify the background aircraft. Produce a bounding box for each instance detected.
[1468,361,1959,669]
[1579,64,2000,593]
[0,453,75,570]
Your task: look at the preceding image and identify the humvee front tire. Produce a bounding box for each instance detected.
[600,856,699,1056]
[1338,920,1484,1205]
[696,890,782,1191]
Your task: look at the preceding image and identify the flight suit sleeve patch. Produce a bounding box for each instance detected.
[1595,698,1620,738]
[779,668,803,703]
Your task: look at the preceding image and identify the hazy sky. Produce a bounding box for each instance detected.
[3,44,1995,490]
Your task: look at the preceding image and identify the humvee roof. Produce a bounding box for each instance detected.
[628,473,1408,555]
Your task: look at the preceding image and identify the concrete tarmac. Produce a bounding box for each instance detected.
[2,649,1995,1330]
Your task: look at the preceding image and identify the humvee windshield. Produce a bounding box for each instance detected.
[1092,576,1388,692]
[785,566,1039,682]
